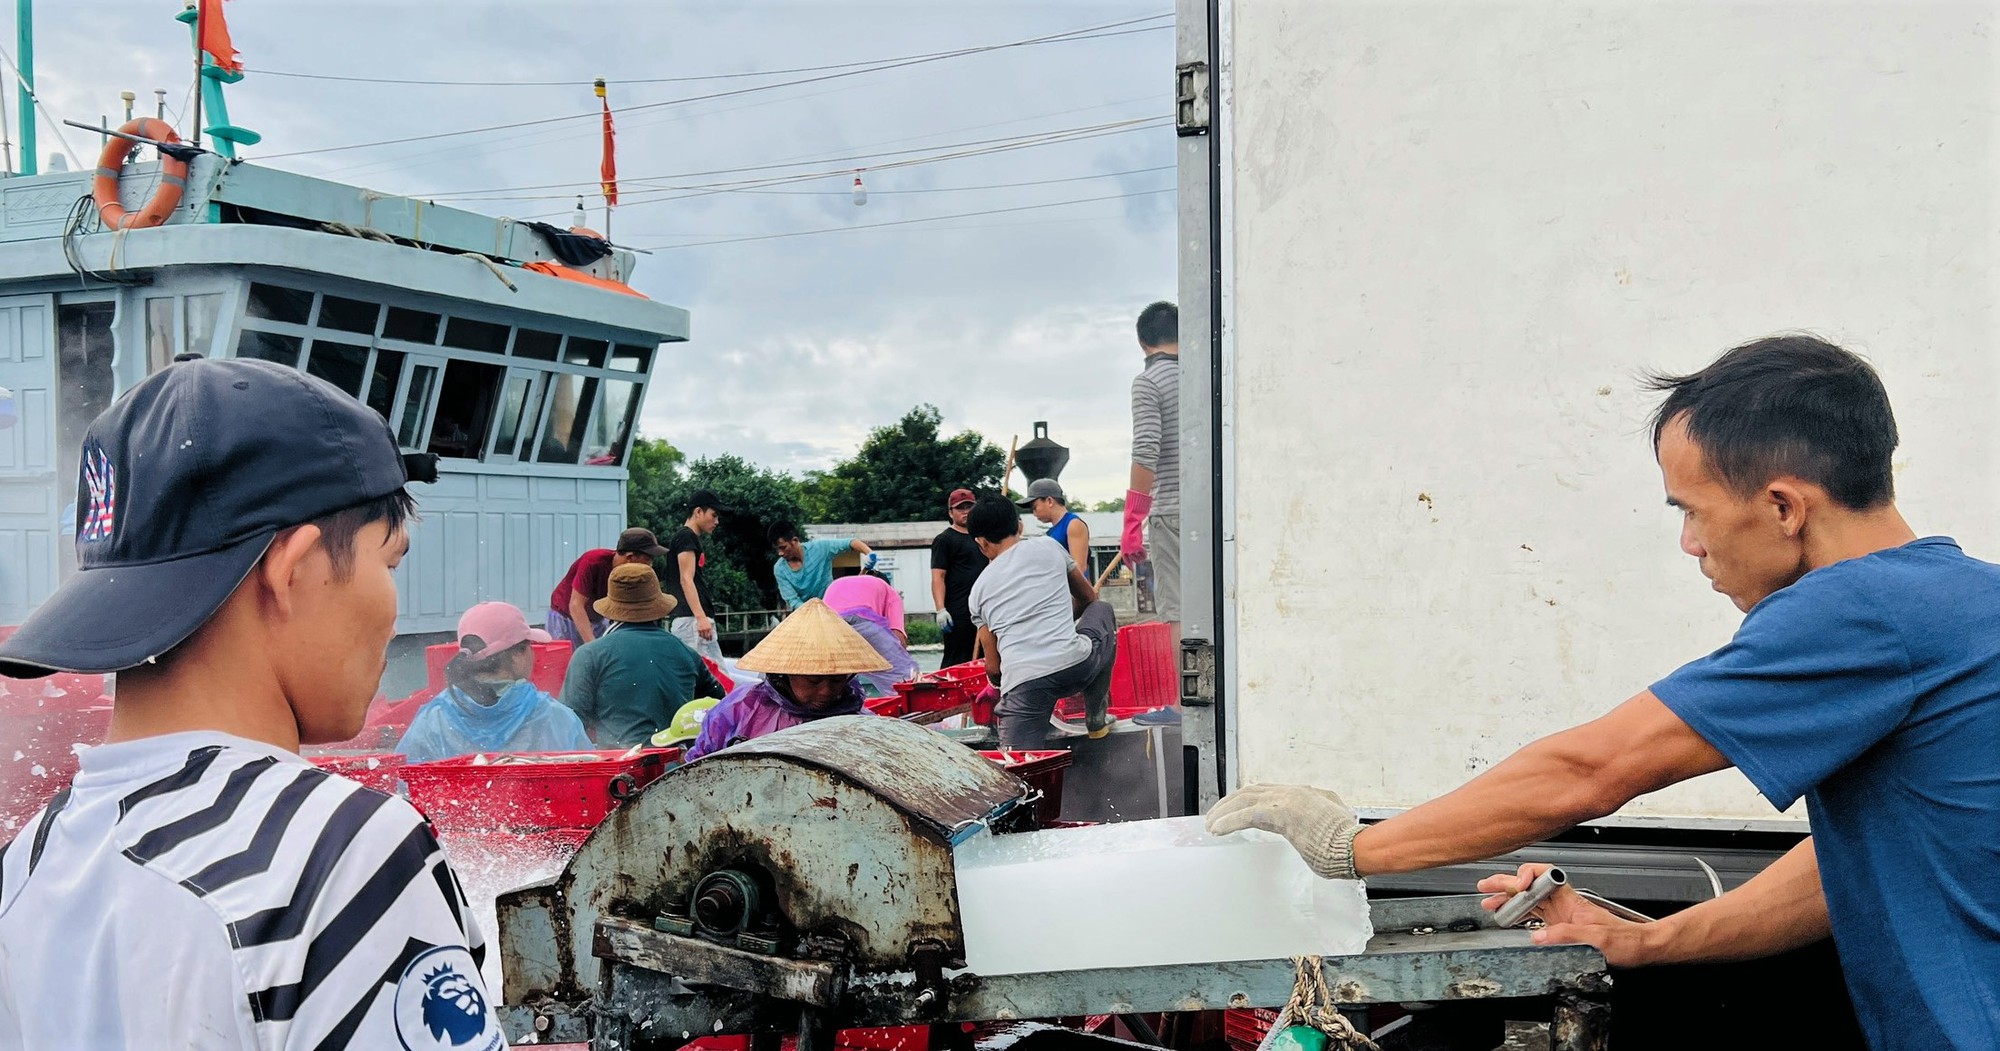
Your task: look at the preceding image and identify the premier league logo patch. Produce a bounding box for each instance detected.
[392,946,503,1051]
[79,440,115,543]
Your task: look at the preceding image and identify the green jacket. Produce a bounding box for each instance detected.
[561,622,724,747]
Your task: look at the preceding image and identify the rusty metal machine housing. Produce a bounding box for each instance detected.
[497,717,1611,1051]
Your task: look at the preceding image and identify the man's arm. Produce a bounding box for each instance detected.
[1129,463,1157,494]
[1065,561,1098,613]
[568,588,597,644]
[978,625,1001,681]
[849,538,872,556]
[1355,690,1730,875]
[931,567,949,612]
[1478,840,1830,968]
[1066,519,1091,571]
[678,549,712,638]
[776,564,802,608]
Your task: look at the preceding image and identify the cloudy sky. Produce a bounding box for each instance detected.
[37,1,1176,507]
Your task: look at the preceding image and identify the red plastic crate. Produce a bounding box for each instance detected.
[864,694,908,718]
[1224,1009,1281,1051]
[891,679,958,714]
[308,752,407,795]
[402,747,678,834]
[979,749,1073,826]
[1110,622,1178,709]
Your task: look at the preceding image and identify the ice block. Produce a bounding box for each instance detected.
[952,816,1372,975]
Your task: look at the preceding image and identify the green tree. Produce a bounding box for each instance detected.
[810,405,1006,523]
[624,438,688,533]
[1090,497,1126,513]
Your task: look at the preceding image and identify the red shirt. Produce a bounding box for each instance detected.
[550,548,616,610]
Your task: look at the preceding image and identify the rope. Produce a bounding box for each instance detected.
[1283,957,1380,1051]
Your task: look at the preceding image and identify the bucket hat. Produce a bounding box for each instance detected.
[594,563,679,623]
[735,599,891,675]
[0,358,432,677]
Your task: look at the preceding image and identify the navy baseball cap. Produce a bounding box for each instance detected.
[0,358,435,678]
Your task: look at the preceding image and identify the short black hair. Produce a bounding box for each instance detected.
[965,494,1020,544]
[310,488,418,581]
[1644,335,1898,510]
[1137,301,1177,349]
[767,520,801,546]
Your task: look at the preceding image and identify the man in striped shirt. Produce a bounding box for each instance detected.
[0,360,502,1050]
[1124,301,1181,625]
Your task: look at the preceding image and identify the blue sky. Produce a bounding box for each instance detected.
[51,1,1177,505]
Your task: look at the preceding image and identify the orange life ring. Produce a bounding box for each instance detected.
[92,118,188,230]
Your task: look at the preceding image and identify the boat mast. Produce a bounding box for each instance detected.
[15,0,32,175]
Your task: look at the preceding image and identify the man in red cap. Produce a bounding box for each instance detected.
[930,487,989,666]
[547,526,669,646]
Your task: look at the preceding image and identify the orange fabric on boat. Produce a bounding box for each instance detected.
[198,0,242,74]
[522,260,647,298]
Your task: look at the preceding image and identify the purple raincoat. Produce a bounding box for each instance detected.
[685,677,870,761]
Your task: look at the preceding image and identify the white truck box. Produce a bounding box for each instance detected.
[1176,1,1997,838]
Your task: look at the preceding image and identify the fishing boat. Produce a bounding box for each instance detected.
[0,5,687,827]
[0,46,686,637]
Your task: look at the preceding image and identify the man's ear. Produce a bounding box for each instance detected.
[259,524,325,619]
[1767,479,1810,539]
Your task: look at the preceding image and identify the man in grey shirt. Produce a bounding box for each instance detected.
[1124,301,1180,625]
[967,495,1118,748]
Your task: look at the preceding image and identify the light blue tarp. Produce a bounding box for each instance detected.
[396,681,593,763]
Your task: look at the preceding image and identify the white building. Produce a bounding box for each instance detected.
[803,511,1124,615]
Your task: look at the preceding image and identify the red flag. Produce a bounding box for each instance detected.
[198,0,242,74]
[596,79,618,208]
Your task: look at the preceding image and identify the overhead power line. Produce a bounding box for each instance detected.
[245,23,1168,88]
[638,186,1173,250]
[253,13,1170,161]
[427,115,1168,202]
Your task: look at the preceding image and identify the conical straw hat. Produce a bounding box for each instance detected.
[737,598,892,675]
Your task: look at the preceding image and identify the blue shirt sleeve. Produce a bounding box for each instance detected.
[809,537,850,567]
[774,560,803,607]
[1650,573,1917,810]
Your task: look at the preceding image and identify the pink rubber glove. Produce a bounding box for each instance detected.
[1122,488,1152,563]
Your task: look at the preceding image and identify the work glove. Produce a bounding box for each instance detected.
[1121,489,1153,563]
[863,552,879,573]
[1205,783,1362,881]
[937,610,955,634]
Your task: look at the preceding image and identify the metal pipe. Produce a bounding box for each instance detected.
[15,0,32,175]
[1493,866,1566,927]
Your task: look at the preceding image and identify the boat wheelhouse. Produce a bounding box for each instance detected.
[0,150,688,635]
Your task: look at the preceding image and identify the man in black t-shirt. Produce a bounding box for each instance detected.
[930,488,990,665]
[666,488,726,662]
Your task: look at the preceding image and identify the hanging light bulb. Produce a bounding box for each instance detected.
[571,197,589,229]
[851,172,868,207]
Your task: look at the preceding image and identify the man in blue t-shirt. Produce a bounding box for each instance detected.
[1204,335,1999,1048]
[769,520,875,608]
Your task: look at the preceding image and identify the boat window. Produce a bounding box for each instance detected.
[237,330,303,368]
[427,359,507,459]
[184,293,224,358]
[585,379,641,465]
[245,283,313,325]
[144,297,175,372]
[564,337,608,368]
[536,373,598,465]
[55,303,117,508]
[365,348,405,422]
[318,296,381,336]
[396,363,440,449]
[382,307,441,344]
[512,328,560,361]
[305,340,370,398]
[490,374,536,459]
[610,343,652,373]
[443,316,510,354]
